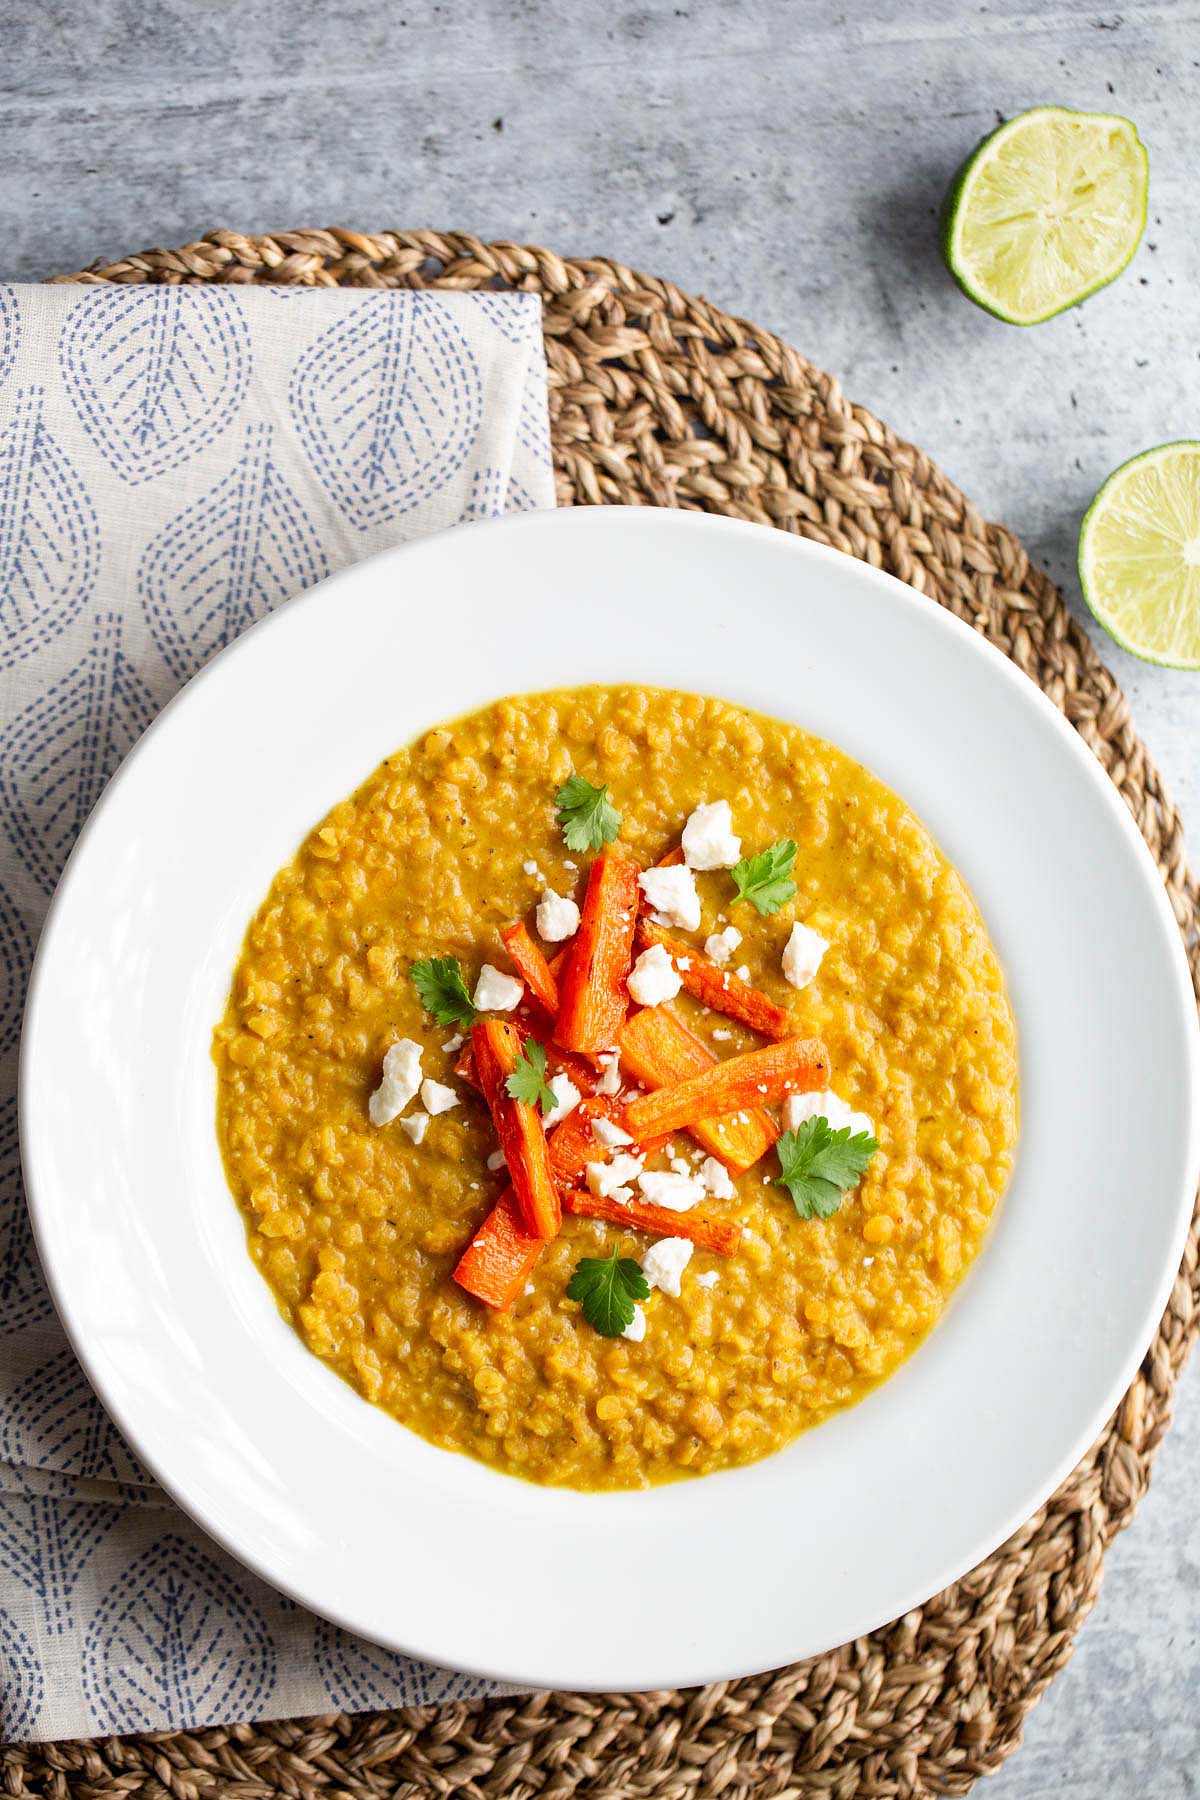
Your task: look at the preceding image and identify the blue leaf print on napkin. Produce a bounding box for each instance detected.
[290,291,482,528]
[0,387,97,669]
[459,466,506,522]
[0,1494,120,1635]
[140,422,328,683]
[517,357,551,465]
[0,1605,45,1739]
[471,292,538,347]
[0,1347,151,1492]
[0,1094,52,1335]
[0,286,20,389]
[82,1535,276,1732]
[58,287,251,485]
[313,1616,446,1710]
[0,615,159,896]
[0,887,33,1056]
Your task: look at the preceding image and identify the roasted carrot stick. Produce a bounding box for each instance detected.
[618,1005,777,1173]
[553,852,640,1055]
[452,1191,544,1310]
[453,1098,684,1311]
[503,921,560,1015]
[471,1019,561,1239]
[636,919,792,1040]
[625,1033,829,1141]
[456,1023,598,1098]
[562,1189,742,1257]
[453,1169,741,1311]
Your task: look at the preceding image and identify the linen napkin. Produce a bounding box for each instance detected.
[0,281,554,1741]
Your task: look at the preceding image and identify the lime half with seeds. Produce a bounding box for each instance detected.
[1079,443,1200,670]
[941,106,1148,325]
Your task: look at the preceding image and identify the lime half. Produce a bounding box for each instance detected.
[941,107,1148,324]
[1079,443,1200,670]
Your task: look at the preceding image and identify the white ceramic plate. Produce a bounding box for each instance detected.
[21,508,1200,1692]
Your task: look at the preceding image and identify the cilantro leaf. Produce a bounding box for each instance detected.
[729,838,798,915]
[775,1117,878,1220]
[566,1246,650,1336]
[505,1039,558,1115]
[554,774,621,853]
[411,956,477,1029]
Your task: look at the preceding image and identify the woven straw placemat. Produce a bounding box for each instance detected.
[7,229,1197,1798]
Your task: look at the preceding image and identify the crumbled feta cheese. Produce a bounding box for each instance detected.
[628,942,683,1007]
[641,1237,694,1296]
[592,1115,634,1149]
[781,922,829,991]
[681,799,741,870]
[677,956,691,970]
[420,1078,459,1116]
[694,1270,719,1290]
[782,1088,874,1138]
[669,1156,692,1176]
[586,1153,645,1199]
[699,1156,736,1201]
[486,1149,507,1172]
[543,1072,582,1129]
[398,1111,430,1145]
[638,864,701,932]
[522,859,540,876]
[536,888,581,943]
[636,1169,704,1212]
[596,1051,623,1097]
[862,1257,874,1270]
[622,1305,647,1342]
[473,963,524,1011]
[735,963,751,982]
[712,1028,733,1042]
[441,1033,463,1054]
[524,1282,536,1295]
[368,1038,423,1126]
[563,859,578,870]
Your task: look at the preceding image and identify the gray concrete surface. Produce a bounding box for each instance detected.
[4,1,1199,1789]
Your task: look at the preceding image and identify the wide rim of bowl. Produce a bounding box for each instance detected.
[19,507,1200,1691]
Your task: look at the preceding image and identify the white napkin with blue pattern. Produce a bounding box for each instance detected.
[0,282,554,1741]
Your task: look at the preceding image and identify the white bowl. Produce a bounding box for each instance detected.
[20,508,1200,1692]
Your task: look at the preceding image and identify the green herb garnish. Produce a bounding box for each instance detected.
[411,956,477,1029]
[554,774,621,853]
[505,1039,558,1115]
[729,838,798,915]
[566,1246,650,1336]
[774,1117,878,1220]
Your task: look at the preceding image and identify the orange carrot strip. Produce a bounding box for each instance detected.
[553,852,640,1055]
[503,921,560,1015]
[545,1094,665,1180]
[452,1192,543,1311]
[452,1096,660,1312]
[618,1005,777,1174]
[637,920,792,1041]
[562,1190,742,1257]
[471,1019,561,1240]
[625,1033,829,1141]
[457,1023,598,1098]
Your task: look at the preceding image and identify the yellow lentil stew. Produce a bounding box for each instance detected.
[214,686,1018,1490]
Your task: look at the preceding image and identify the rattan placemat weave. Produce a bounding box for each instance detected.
[8,229,1197,1798]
